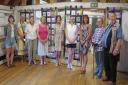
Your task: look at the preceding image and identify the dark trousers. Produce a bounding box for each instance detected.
[104,48,119,83]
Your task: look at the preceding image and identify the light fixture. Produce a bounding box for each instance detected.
[71,0,75,2]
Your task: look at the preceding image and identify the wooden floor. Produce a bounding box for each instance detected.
[0,55,128,85]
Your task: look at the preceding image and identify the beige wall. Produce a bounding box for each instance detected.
[35,0,40,5]
[21,0,27,6]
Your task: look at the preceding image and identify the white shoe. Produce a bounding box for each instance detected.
[40,61,43,65]
[28,60,31,65]
[33,60,36,65]
[70,64,73,69]
[43,61,46,65]
[56,63,58,66]
[67,64,70,69]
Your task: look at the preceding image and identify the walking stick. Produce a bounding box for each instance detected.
[92,45,95,79]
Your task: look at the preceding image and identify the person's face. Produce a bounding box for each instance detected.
[110,13,117,24]
[57,17,61,23]
[26,18,29,23]
[20,17,25,22]
[70,16,75,23]
[97,18,103,27]
[9,17,14,24]
[41,17,46,24]
[83,17,88,24]
[30,17,34,24]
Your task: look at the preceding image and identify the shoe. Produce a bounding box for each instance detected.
[33,60,36,65]
[55,61,59,66]
[40,61,43,65]
[67,64,70,69]
[96,75,101,79]
[28,61,31,65]
[10,64,15,67]
[102,77,109,81]
[108,81,116,85]
[43,61,46,65]
[96,73,102,79]
[80,68,86,74]
[70,64,73,69]
[94,71,99,75]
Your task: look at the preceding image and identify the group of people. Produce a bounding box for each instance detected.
[4,12,123,85]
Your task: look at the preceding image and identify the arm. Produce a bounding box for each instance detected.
[86,24,92,41]
[113,26,123,56]
[46,26,49,42]
[80,25,83,44]
[65,27,72,43]
[37,27,41,41]
[4,25,7,38]
[71,25,78,43]
[17,28,24,41]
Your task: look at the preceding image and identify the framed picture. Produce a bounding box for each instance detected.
[66,10,70,15]
[71,10,76,15]
[76,16,81,22]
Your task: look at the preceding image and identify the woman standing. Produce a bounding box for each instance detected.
[65,16,78,70]
[4,15,17,67]
[92,17,105,79]
[17,16,26,62]
[54,15,63,66]
[80,15,92,74]
[37,16,49,65]
[25,16,37,65]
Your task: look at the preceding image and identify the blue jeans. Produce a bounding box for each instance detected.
[95,51,104,78]
[26,39,37,62]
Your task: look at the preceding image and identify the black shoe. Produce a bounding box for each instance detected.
[102,77,109,81]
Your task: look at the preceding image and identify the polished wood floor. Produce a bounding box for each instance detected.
[0,54,128,85]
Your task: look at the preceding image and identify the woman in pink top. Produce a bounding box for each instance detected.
[37,16,49,65]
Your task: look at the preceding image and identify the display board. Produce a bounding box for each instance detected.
[20,10,34,21]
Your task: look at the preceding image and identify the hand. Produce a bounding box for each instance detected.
[81,40,84,44]
[113,49,119,56]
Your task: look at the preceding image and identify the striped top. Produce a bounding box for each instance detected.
[92,27,105,52]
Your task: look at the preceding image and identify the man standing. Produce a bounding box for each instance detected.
[102,12,123,85]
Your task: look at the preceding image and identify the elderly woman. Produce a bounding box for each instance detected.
[92,17,105,79]
[37,16,49,65]
[17,16,26,62]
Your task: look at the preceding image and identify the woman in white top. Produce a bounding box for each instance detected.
[25,16,37,65]
[65,16,78,70]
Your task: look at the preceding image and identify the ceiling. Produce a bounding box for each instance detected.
[0,0,21,6]
[0,0,127,6]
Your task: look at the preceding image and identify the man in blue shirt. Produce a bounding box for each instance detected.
[102,12,123,85]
